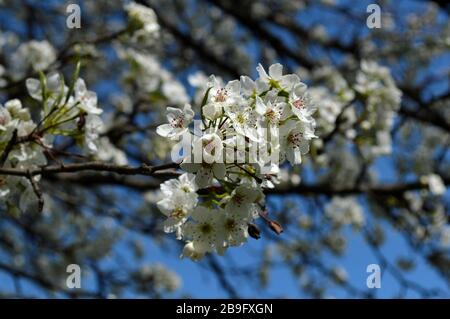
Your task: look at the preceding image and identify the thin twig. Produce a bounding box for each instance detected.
[0,161,179,178]
[0,129,18,167]
[26,170,44,212]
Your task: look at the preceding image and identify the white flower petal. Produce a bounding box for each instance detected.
[268,63,283,80]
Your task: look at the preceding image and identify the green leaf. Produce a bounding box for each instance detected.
[200,86,212,125]
[277,90,289,98]
[201,87,212,108]
[65,60,81,104]
[38,71,48,111]
[49,76,66,114]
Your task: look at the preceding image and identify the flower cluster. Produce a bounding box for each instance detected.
[310,65,355,136]
[0,67,106,212]
[325,196,365,229]
[115,44,190,161]
[117,47,189,106]
[354,60,402,157]
[133,263,181,295]
[0,99,47,212]
[125,2,160,45]
[10,40,56,80]
[156,63,316,260]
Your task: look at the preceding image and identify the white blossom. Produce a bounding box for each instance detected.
[84,115,104,154]
[325,197,365,228]
[180,241,208,261]
[125,2,159,42]
[223,184,262,218]
[203,77,241,121]
[74,79,103,115]
[11,40,56,78]
[180,161,226,189]
[181,206,221,254]
[280,120,314,165]
[156,104,194,140]
[215,209,249,254]
[421,174,446,195]
[157,173,199,238]
[256,63,300,91]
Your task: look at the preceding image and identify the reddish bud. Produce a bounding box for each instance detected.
[268,220,283,235]
[77,113,86,130]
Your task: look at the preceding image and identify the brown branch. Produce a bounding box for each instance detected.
[265,11,361,59]
[399,105,450,133]
[26,170,44,212]
[0,129,18,167]
[267,175,450,196]
[206,0,314,69]
[44,173,172,190]
[137,0,241,78]
[321,99,356,144]
[46,168,449,197]
[207,255,239,298]
[0,161,179,178]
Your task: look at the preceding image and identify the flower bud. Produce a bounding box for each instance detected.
[268,220,283,235]
[248,223,261,240]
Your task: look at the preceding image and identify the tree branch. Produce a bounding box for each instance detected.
[0,161,179,178]
[139,0,241,78]
[267,176,450,196]
[0,129,18,167]
[206,0,314,69]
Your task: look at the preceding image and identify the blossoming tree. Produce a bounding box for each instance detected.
[0,0,449,298]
